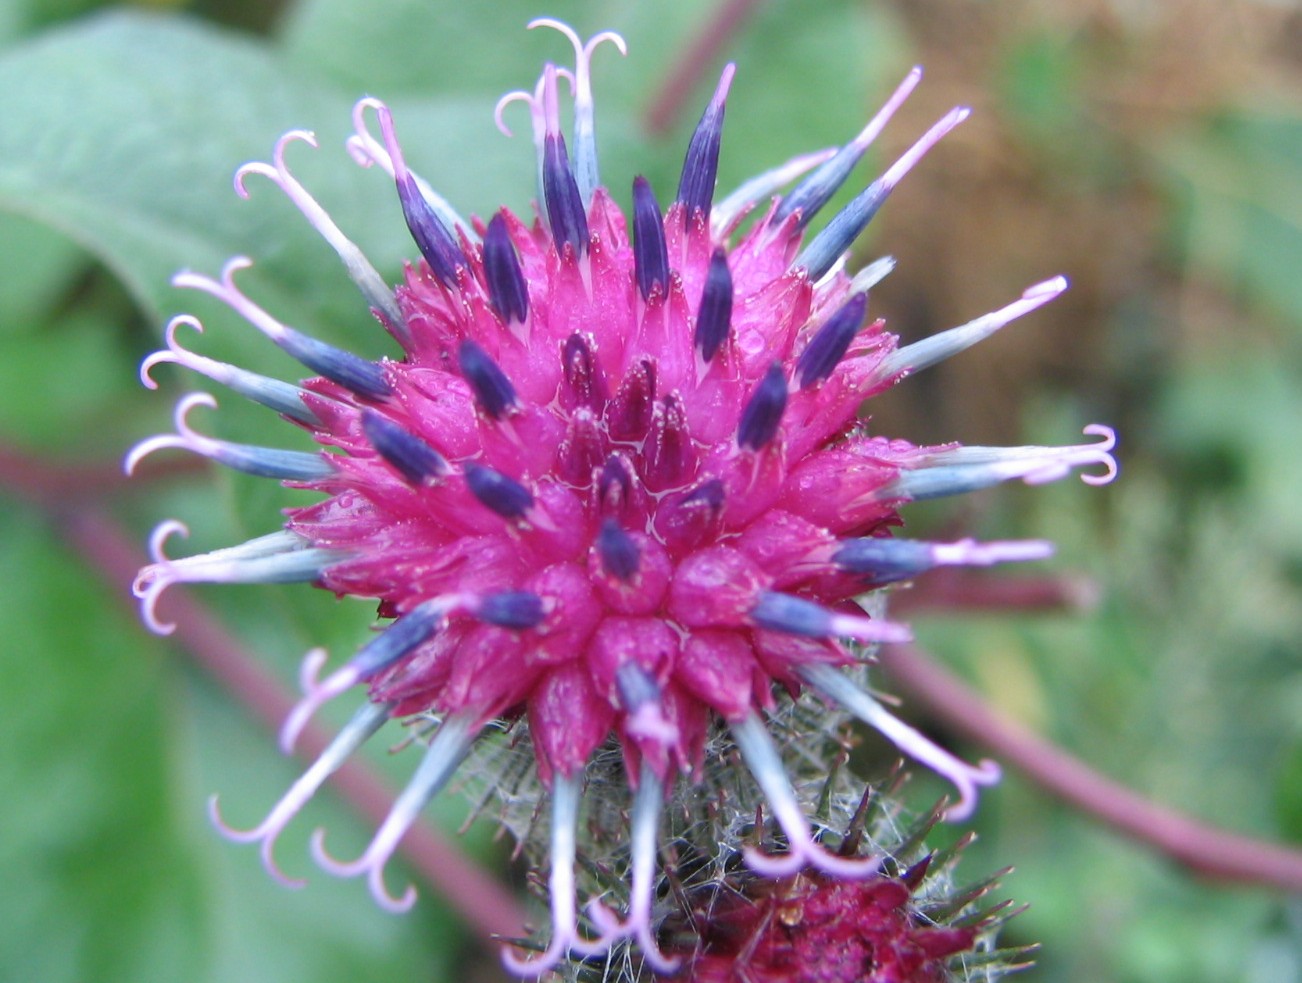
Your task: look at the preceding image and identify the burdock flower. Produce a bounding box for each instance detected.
[129,18,1115,976]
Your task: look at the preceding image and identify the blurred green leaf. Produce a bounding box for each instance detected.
[0,505,207,983]
[1160,111,1302,329]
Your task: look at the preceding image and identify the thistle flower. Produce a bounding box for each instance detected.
[128,18,1116,976]
[658,777,1028,983]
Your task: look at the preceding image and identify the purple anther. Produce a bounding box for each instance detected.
[560,333,605,408]
[541,65,589,256]
[774,66,922,226]
[368,104,468,285]
[607,360,656,441]
[361,409,447,485]
[750,590,910,643]
[598,454,635,513]
[643,395,692,490]
[483,213,529,324]
[737,362,788,451]
[597,518,641,583]
[694,248,732,363]
[632,176,669,300]
[794,293,868,389]
[675,64,735,221]
[477,591,547,630]
[799,107,970,281]
[458,339,519,420]
[464,463,533,520]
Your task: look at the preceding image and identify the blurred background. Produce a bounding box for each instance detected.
[0,0,1299,980]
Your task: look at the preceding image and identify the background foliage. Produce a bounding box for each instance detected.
[0,0,1298,980]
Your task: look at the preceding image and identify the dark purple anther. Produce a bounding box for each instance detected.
[465,463,533,520]
[643,395,692,490]
[750,591,832,637]
[561,333,605,408]
[543,133,589,257]
[598,454,634,513]
[799,181,891,282]
[396,171,467,286]
[682,478,724,512]
[279,330,391,400]
[458,339,518,419]
[737,362,788,451]
[607,360,656,441]
[632,176,669,300]
[361,409,447,485]
[597,518,641,582]
[794,293,868,389]
[832,538,934,582]
[483,213,529,324]
[675,64,735,222]
[350,602,446,678]
[694,248,732,362]
[615,661,660,713]
[477,591,547,629]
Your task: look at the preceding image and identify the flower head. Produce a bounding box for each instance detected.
[129,18,1115,976]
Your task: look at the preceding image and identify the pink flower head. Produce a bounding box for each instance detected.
[129,18,1116,975]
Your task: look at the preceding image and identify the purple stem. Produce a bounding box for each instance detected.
[878,642,1302,892]
[0,441,528,943]
[643,0,767,135]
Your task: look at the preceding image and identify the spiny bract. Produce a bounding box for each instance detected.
[129,18,1115,976]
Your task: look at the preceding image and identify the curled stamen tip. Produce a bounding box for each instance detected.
[134,574,178,635]
[1080,424,1119,486]
[125,392,217,474]
[369,867,418,913]
[940,760,1002,822]
[494,90,533,136]
[148,518,190,562]
[279,648,338,753]
[500,940,572,977]
[207,793,259,842]
[308,826,365,877]
[741,844,808,878]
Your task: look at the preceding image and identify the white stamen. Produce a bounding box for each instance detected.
[800,664,1002,821]
[848,256,897,294]
[123,392,222,476]
[235,129,404,328]
[878,276,1069,380]
[495,70,575,224]
[880,106,970,191]
[141,316,320,425]
[929,538,1055,566]
[279,593,470,754]
[131,523,339,635]
[586,765,679,973]
[346,97,473,241]
[528,18,627,205]
[931,425,1119,487]
[712,147,839,237]
[311,712,478,912]
[173,257,290,343]
[731,712,884,878]
[209,700,391,886]
[501,773,608,974]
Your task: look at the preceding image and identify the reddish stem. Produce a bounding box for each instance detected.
[643,0,768,135]
[878,642,1302,892]
[65,506,529,943]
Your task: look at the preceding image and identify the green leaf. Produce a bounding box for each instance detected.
[0,505,208,983]
[1159,111,1302,328]
[0,12,386,355]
